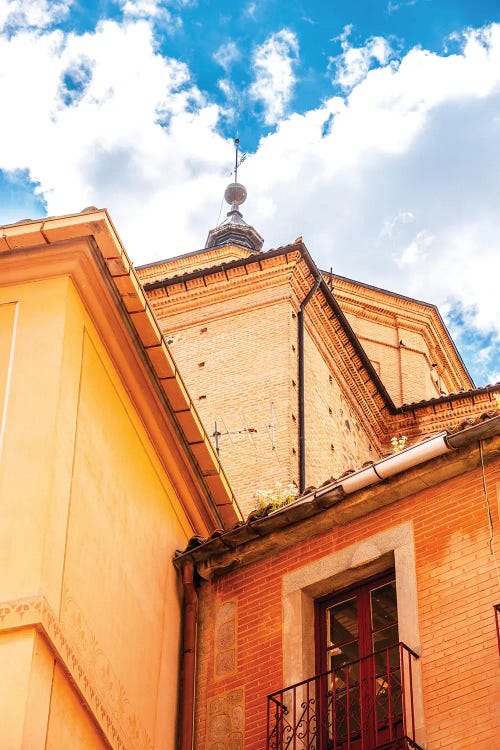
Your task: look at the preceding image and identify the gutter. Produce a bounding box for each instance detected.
[298,271,322,492]
[312,432,452,497]
[173,413,500,572]
[290,410,498,502]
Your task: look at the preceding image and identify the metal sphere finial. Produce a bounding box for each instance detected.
[224,182,247,207]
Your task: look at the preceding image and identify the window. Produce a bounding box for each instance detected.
[268,565,422,750]
[315,573,402,749]
[277,523,426,749]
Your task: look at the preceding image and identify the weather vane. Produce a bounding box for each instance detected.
[232,137,247,182]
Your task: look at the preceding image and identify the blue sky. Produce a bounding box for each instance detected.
[0,0,498,386]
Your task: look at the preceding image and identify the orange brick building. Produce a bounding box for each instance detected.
[0,180,498,750]
[176,426,500,750]
[144,181,500,750]
[137,182,493,516]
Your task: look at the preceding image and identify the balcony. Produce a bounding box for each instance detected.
[267,643,423,750]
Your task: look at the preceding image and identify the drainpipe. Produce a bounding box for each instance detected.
[179,562,198,750]
[298,272,322,493]
[313,432,453,497]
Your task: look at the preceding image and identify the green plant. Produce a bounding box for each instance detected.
[253,481,299,512]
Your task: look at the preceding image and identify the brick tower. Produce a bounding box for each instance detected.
[137,177,486,515]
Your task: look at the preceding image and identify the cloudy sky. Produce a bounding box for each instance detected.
[0,0,499,385]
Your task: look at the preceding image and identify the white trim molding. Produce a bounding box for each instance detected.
[282,521,427,749]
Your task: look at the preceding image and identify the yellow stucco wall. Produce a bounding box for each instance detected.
[0,275,196,750]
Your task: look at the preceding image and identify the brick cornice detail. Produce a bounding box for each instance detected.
[290,261,392,442]
[390,391,498,441]
[332,281,472,391]
[137,245,254,284]
[146,254,300,320]
[145,252,393,444]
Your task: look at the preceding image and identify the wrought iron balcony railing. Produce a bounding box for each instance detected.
[267,643,423,750]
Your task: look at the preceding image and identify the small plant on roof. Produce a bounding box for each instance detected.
[391,435,408,453]
[254,481,299,512]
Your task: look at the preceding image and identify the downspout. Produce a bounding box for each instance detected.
[179,562,198,750]
[298,272,322,492]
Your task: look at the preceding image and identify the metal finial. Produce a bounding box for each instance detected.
[234,138,239,183]
[231,137,247,182]
[224,137,247,208]
[205,136,263,251]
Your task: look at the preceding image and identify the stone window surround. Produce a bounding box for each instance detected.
[282,521,426,749]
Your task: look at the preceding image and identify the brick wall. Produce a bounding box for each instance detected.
[148,275,384,514]
[153,289,298,514]
[350,314,441,406]
[195,458,500,750]
[303,325,376,489]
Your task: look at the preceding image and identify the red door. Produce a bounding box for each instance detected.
[315,573,402,750]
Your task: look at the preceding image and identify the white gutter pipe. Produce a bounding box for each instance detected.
[374,433,450,479]
[315,432,452,498]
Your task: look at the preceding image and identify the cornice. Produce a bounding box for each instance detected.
[291,257,393,440]
[145,252,300,321]
[145,246,397,435]
[137,245,253,284]
[0,593,149,750]
[143,242,490,438]
[392,390,499,438]
[331,275,473,390]
[0,212,241,531]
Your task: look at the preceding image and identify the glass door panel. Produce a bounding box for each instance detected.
[370,581,402,741]
[326,597,361,745]
[316,573,400,750]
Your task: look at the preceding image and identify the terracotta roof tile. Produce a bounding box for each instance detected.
[450,408,499,434]
[175,410,500,563]
[400,383,499,411]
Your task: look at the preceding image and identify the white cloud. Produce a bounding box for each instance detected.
[121,0,165,18]
[394,229,434,266]
[213,40,240,71]
[238,25,500,377]
[330,25,393,89]
[0,17,230,254]
[387,0,418,14]
[0,16,498,383]
[249,29,299,125]
[117,0,190,28]
[379,210,415,240]
[0,0,71,30]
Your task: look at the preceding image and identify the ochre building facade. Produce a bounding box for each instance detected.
[0,211,240,750]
